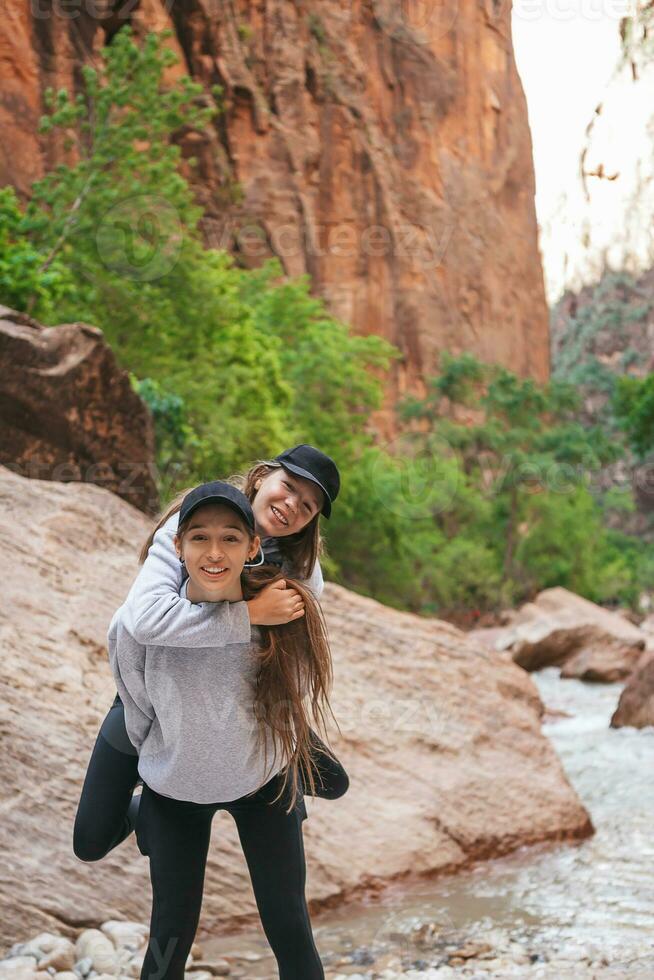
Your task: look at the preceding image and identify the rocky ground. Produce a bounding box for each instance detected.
[327,931,654,978]
[3,920,654,980]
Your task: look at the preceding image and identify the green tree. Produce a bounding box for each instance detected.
[238,262,396,461]
[400,353,623,606]
[1,25,399,508]
[22,27,215,299]
[613,373,654,458]
[0,187,75,320]
[3,27,292,481]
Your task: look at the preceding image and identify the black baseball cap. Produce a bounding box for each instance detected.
[178,481,255,533]
[274,445,340,518]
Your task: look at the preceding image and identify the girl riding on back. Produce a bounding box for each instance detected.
[74,445,348,863]
[109,480,331,979]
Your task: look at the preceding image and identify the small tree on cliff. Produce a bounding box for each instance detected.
[22,27,217,299]
[6,27,291,478]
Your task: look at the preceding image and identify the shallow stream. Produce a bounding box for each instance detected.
[205,669,654,977]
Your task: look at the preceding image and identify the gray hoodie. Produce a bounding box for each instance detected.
[107,513,321,804]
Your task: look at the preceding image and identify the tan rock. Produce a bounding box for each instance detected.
[0,1,549,429]
[0,466,590,951]
[190,961,230,977]
[53,974,78,980]
[640,614,654,640]
[19,936,59,958]
[611,653,654,729]
[100,922,148,952]
[123,955,144,979]
[560,637,645,682]
[37,939,75,973]
[472,587,645,676]
[0,958,37,980]
[74,932,117,975]
[367,951,402,972]
[449,940,493,960]
[0,306,158,515]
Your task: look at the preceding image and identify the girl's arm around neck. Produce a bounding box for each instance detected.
[123,514,251,648]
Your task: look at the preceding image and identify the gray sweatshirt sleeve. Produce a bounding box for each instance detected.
[107,611,154,752]
[122,513,252,648]
[302,558,324,599]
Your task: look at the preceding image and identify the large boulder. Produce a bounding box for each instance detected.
[610,653,654,729]
[560,637,646,683]
[0,307,158,514]
[0,464,591,953]
[470,587,647,681]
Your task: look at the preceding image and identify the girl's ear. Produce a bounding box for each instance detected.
[249,534,261,561]
[254,479,262,490]
[173,533,182,559]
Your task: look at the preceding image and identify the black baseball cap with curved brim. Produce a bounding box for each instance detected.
[274,445,340,518]
[178,481,255,533]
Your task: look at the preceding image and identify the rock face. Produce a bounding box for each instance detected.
[0,0,550,417]
[0,306,158,514]
[0,463,590,953]
[471,587,647,681]
[550,267,654,537]
[611,653,654,729]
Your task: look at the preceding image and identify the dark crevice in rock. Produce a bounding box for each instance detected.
[166,1,234,167]
[165,0,201,76]
[305,62,319,101]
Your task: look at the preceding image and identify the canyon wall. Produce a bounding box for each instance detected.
[0,0,550,413]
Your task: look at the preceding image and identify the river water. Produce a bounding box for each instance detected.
[205,668,654,977]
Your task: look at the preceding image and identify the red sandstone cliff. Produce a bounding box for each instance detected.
[0,0,550,410]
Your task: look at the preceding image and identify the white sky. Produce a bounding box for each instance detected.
[511,0,654,303]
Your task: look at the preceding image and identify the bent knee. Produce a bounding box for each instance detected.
[73,825,109,862]
[316,770,349,800]
[326,771,349,799]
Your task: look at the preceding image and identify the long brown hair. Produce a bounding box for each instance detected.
[139,460,323,578]
[173,508,339,815]
[244,565,340,813]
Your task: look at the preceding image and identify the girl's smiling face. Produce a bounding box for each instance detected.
[252,467,324,537]
[174,504,260,603]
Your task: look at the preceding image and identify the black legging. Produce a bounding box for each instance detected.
[73,694,348,862]
[137,776,323,980]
